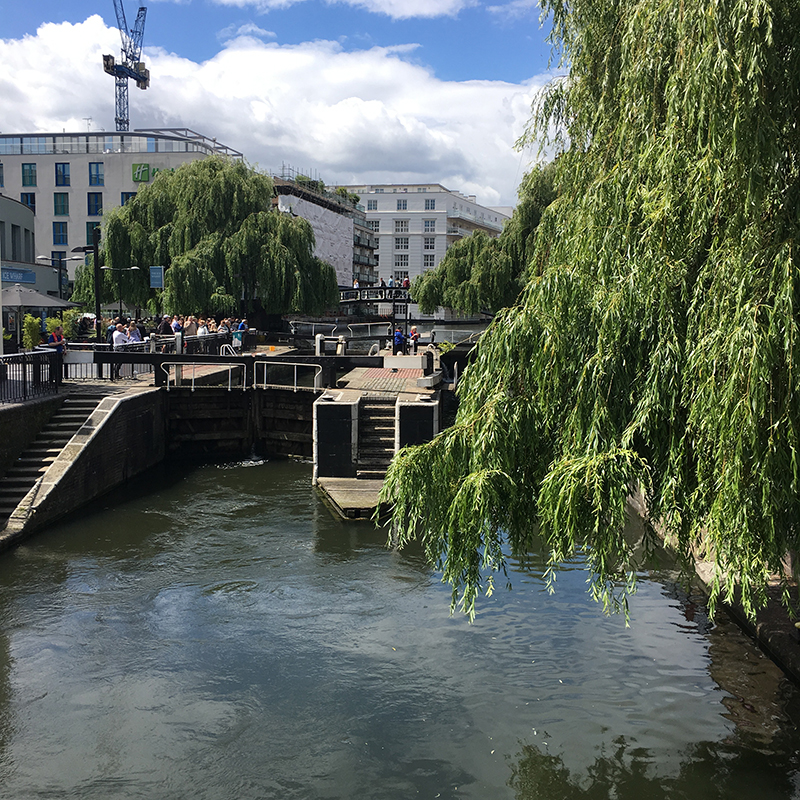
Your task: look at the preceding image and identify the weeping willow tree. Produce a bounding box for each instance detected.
[411,165,556,315]
[382,0,800,620]
[72,157,339,316]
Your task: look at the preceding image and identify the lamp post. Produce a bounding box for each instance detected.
[101,265,140,318]
[72,226,104,343]
[36,254,83,299]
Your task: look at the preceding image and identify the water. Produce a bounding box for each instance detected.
[0,459,798,799]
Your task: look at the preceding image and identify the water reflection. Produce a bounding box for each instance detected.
[0,459,797,799]
[510,734,800,799]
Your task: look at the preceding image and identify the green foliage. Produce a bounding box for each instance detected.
[72,157,339,317]
[384,0,800,621]
[411,164,556,315]
[22,314,43,350]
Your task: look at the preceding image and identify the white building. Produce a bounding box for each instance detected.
[0,128,242,289]
[331,183,510,290]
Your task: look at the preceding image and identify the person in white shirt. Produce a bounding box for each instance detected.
[111,324,129,379]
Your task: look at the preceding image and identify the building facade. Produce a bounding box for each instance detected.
[273,174,378,291]
[0,128,242,290]
[331,183,510,290]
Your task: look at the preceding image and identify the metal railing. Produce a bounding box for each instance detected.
[0,351,61,404]
[253,361,323,393]
[159,361,246,392]
[347,322,393,339]
[59,342,153,381]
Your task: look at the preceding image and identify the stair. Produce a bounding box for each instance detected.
[357,396,396,480]
[0,393,106,529]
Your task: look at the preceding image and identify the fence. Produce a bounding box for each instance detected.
[0,351,61,404]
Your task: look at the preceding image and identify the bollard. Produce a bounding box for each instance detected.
[315,333,325,357]
[336,335,347,356]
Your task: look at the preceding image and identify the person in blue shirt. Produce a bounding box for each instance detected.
[47,325,66,354]
[238,319,248,331]
[393,327,406,355]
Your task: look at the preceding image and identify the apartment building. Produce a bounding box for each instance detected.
[330,183,510,290]
[0,128,242,290]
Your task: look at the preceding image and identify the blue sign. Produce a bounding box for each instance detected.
[149,265,164,289]
[1,268,36,284]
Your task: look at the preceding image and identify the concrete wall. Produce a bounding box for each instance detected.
[0,388,167,547]
[0,394,63,480]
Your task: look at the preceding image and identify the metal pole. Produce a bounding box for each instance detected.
[93,225,102,343]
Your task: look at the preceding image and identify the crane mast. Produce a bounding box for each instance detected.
[102,0,149,131]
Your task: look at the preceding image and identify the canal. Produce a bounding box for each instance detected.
[0,459,798,799]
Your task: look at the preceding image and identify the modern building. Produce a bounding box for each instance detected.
[330,183,511,291]
[0,128,242,291]
[273,171,378,292]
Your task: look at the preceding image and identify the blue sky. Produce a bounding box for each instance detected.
[1,0,559,205]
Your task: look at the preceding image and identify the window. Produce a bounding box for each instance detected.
[87,192,103,216]
[423,254,435,269]
[22,163,37,187]
[394,237,409,250]
[121,192,137,204]
[55,163,70,186]
[424,219,436,233]
[394,219,409,233]
[0,163,4,188]
[53,222,68,246]
[423,237,435,250]
[54,193,69,216]
[396,199,407,210]
[366,219,379,232]
[367,199,378,211]
[20,193,36,214]
[11,225,20,260]
[89,162,104,186]
[374,237,379,250]
[394,254,409,269]
[86,221,101,246]
[425,198,435,210]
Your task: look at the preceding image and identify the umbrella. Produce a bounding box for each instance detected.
[1,284,80,351]
[1,284,79,309]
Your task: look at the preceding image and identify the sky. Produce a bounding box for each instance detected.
[0,0,561,207]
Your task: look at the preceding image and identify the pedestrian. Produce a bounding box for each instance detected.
[111,323,129,379]
[393,326,406,356]
[128,322,142,343]
[410,326,420,354]
[388,276,394,288]
[47,325,66,354]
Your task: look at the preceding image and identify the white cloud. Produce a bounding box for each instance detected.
[0,16,549,205]
[218,22,277,42]
[211,0,476,20]
[486,0,541,20]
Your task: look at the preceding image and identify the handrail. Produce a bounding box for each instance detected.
[159,361,245,392]
[253,361,323,393]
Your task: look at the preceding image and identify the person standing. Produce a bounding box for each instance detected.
[111,323,129,379]
[393,326,406,356]
[409,326,420,354]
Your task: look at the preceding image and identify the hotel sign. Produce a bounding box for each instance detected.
[132,164,177,183]
[1,267,36,284]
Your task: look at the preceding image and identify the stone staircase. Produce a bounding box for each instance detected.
[356,396,396,480]
[0,393,106,529]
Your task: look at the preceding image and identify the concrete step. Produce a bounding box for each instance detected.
[356,469,387,479]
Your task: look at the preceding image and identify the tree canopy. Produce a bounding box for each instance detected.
[382,0,800,620]
[411,165,556,316]
[72,157,339,317]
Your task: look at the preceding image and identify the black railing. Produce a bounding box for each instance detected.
[0,351,61,404]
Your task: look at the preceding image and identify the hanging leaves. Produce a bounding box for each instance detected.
[384,0,800,621]
[73,156,339,316]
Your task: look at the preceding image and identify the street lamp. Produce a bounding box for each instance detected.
[36,254,83,299]
[72,225,103,343]
[101,265,140,318]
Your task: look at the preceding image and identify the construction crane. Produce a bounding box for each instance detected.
[102,0,150,132]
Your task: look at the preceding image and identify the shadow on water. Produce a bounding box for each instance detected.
[509,733,800,800]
